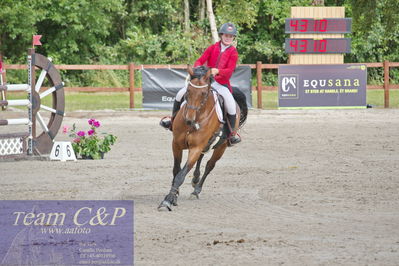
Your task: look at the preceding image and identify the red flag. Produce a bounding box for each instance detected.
[32,35,42,46]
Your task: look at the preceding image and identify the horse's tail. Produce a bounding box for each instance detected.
[232,87,248,129]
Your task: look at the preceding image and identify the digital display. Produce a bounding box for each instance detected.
[285,38,351,54]
[285,18,352,33]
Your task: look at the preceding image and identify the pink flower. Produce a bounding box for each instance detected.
[73,138,81,143]
[62,125,69,133]
[88,129,95,136]
[77,131,85,137]
[93,121,100,128]
[88,119,95,126]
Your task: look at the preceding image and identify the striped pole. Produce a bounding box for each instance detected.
[0,99,31,107]
[0,84,30,92]
[0,118,31,126]
[27,49,34,155]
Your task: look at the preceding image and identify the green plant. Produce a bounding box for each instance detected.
[67,119,117,159]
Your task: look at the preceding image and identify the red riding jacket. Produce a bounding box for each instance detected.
[194,41,238,91]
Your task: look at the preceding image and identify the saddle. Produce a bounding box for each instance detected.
[202,90,240,153]
[213,89,240,136]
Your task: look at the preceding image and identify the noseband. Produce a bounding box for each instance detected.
[184,81,210,112]
[183,80,212,131]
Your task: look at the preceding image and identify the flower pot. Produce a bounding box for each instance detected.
[80,152,105,160]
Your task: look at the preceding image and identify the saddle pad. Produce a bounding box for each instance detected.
[181,91,224,123]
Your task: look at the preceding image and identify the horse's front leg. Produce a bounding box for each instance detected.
[192,153,204,187]
[191,143,227,199]
[158,148,203,211]
[171,141,183,205]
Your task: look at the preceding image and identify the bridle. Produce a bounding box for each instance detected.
[184,81,210,112]
[183,79,214,130]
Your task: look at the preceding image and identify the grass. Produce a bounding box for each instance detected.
[251,90,399,109]
[64,92,138,111]
[3,90,399,111]
[366,90,399,108]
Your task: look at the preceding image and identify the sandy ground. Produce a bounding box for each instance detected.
[1,108,399,265]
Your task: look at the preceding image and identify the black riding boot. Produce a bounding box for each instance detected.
[160,100,181,130]
[226,114,241,145]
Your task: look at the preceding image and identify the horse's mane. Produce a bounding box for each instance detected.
[190,66,209,80]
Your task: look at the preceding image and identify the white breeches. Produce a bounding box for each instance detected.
[176,81,236,115]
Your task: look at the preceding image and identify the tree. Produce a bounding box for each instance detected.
[206,0,219,43]
[184,0,190,32]
[312,0,325,5]
[198,0,206,21]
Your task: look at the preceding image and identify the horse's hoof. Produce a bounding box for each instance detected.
[189,193,199,200]
[158,200,172,211]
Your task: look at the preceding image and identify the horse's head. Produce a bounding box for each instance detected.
[184,65,211,127]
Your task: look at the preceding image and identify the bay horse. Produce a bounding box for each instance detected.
[158,65,247,211]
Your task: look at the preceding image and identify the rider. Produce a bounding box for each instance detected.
[160,22,241,145]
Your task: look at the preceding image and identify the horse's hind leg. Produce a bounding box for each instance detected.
[191,144,227,199]
[192,154,204,187]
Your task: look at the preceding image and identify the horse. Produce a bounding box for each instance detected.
[158,65,247,211]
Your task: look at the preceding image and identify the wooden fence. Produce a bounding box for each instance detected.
[2,61,398,109]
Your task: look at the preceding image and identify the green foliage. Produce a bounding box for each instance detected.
[1,0,398,89]
[0,0,42,61]
[215,0,260,29]
[35,0,125,64]
[237,0,310,64]
[347,0,399,63]
[113,25,210,64]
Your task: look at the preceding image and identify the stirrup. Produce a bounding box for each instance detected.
[228,133,241,146]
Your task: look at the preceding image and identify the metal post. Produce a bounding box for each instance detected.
[0,53,6,111]
[384,60,389,108]
[129,63,135,109]
[256,61,262,109]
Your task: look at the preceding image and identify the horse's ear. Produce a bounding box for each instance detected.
[203,68,212,81]
[187,65,194,77]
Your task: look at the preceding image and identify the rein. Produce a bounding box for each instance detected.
[198,96,217,127]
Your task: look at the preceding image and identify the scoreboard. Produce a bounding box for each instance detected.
[285,18,352,54]
[285,38,351,54]
[285,18,352,34]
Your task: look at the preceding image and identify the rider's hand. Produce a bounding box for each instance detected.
[211,68,219,76]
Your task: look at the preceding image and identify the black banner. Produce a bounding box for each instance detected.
[142,66,252,109]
